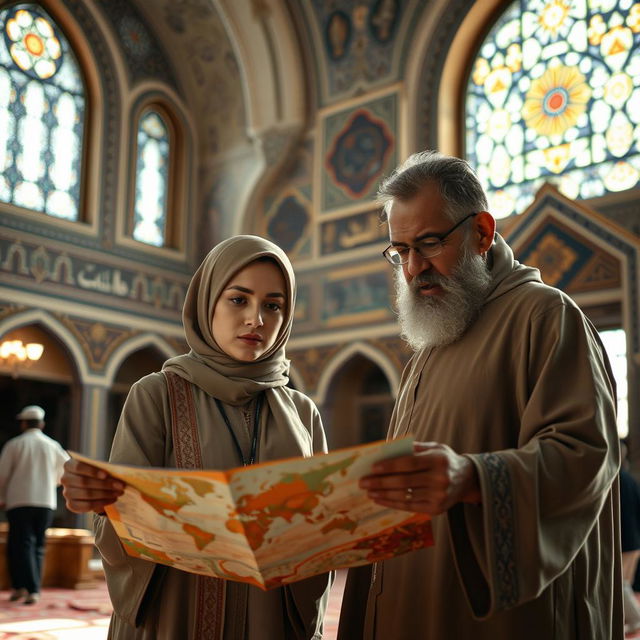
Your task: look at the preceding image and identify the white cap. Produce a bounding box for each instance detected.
[16,405,45,421]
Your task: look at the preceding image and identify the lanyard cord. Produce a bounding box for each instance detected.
[215,393,264,466]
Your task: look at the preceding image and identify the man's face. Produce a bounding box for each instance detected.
[387,181,473,288]
[388,183,493,350]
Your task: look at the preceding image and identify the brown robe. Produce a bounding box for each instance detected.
[338,235,623,639]
[96,372,331,639]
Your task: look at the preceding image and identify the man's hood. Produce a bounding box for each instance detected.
[484,233,542,304]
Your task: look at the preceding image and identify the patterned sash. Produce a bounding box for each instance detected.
[163,371,226,640]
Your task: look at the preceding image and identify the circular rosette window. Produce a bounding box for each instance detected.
[3,7,63,79]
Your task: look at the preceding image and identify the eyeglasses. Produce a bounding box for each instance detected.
[382,213,478,265]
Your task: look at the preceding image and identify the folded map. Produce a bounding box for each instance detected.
[70,438,433,590]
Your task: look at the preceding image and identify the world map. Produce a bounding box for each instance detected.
[70,438,433,590]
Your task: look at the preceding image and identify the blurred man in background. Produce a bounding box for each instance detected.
[0,405,69,604]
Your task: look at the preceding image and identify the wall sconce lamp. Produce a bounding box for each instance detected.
[0,339,44,378]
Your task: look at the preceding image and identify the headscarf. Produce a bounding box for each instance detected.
[161,235,314,466]
[162,235,296,406]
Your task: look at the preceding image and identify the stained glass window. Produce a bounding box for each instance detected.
[466,0,640,219]
[0,4,85,220]
[599,328,628,438]
[133,109,170,247]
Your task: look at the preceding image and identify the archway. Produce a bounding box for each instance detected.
[105,345,168,452]
[322,354,394,450]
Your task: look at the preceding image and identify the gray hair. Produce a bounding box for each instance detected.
[377,150,488,224]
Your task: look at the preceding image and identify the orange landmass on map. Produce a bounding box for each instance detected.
[123,538,175,565]
[225,516,271,551]
[182,522,216,550]
[232,455,357,550]
[138,479,195,515]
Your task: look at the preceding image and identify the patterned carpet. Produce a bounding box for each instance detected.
[0,582,111,639]
[0,570,346,639]
[2,573,639,638]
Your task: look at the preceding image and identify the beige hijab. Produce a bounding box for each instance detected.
[163,235,313,461]
[163,235,296,404]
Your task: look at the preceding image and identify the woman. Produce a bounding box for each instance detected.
[61,235,331,639]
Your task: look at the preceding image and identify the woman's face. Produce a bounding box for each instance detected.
[211,259,287,362]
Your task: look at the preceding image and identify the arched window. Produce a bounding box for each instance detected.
[466,1,640,219]
[0,4,85,220]
[132,108,170,247]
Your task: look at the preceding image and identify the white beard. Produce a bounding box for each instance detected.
[394,247,493,351]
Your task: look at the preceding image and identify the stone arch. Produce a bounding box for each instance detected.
[315,340,400,407]
[431,0,504,155]
[0,308,89,383]
[315,342,399,449]
[103,333,179,386]
[99,333,177,453]
[0,308,86,486]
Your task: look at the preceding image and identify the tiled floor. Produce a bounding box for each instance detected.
[0,571,347,639]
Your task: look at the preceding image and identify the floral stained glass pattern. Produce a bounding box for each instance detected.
[466,0,640,218]
[133,110,170,247]
[0,4,85,220]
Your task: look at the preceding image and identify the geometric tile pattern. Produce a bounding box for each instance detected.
[294,283,311,325]
[326,110,393,199]
[506,187,639,354]
[266,191,310,255]
[96,0,178,87]
[60,315,136,373]
[516,219,621,293]
[261,140,314,260]
[304,0,423,103]
[322,91,397,212]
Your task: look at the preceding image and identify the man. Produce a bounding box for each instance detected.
[338,151,621,638]
[0,405,69,604]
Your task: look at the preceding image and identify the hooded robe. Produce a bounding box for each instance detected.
[338,234,622,639]
[95,236,331,639]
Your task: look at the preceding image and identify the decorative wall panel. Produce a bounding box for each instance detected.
[516,219,622,293]
[0,236,187,319]
[320,209,387,256]
[321,91,397,212]
[321,264,392,327]
[96,0,178,88]
[298,0,423,105]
